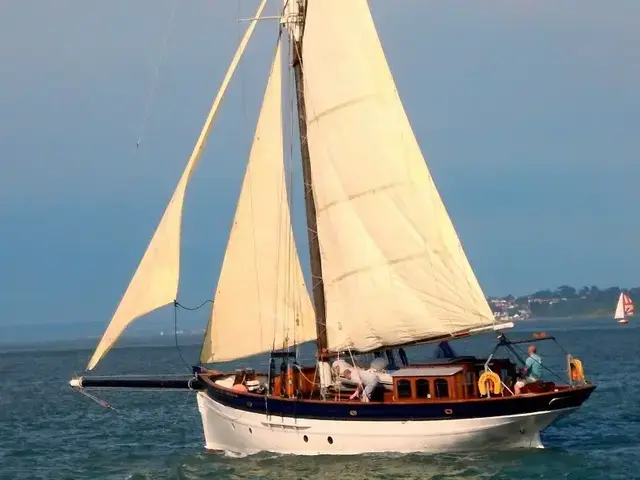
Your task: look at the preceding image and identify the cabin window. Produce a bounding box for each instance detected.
[435,378,449,398]
[397,379,413,398]
[415,379,430,398]
[465,372,475,397]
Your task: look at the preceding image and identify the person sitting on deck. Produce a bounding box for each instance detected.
[514,345,543,395]
[343,368,380,402]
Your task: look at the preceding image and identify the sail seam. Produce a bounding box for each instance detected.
[315,182,402,214]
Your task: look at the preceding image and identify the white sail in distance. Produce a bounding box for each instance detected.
[614,293,625,319]
[300,0,496,353]
[201,40,316,363]
[86,0,268,370]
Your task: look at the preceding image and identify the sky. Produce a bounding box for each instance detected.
[0,0,639,338]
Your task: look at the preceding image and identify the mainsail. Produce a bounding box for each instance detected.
[200,41,316,363]
[300,0,495,353]
[86,0,268,370]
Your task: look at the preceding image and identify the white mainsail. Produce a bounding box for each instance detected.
[614,293,625,319]
[200,41,316,363]
[86,0,268,370]
[301,0,495,353]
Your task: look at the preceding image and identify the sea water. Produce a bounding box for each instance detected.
[0,317,638,479]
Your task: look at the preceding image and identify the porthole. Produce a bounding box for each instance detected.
[303,435,309,443]
[247,401,253,407]
[327,436,333,445]
[444,409,453,415]
[349,410,357,416]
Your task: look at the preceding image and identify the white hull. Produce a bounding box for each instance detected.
[196,392,576,455]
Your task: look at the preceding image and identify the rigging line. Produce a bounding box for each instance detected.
[278,5,295,345]
[179,295,211,366]
[293,363,321,387]
[284,25,301,355]
[173,302,194,371]
[236,0,250,123]
[135,0,179,149]
[72,386,119,412]
[174,299,213,311]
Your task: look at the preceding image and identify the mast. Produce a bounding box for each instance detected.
[289,0,328,356]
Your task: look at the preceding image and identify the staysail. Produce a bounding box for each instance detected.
[200,41,316,363]
[300,0,495,353]
[86,0,268,370]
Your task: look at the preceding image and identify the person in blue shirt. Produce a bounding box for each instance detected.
[514,345,543,395]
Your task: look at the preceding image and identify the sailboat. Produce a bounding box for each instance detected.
[70,0,596,455]
[614,292,634,324]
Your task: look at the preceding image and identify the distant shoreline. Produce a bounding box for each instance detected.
[489,285,636,321]
[526,313,613,321]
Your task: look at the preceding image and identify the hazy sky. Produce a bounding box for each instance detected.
[1,0,639,334]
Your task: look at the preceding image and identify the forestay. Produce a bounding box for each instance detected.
[301,0,495,353]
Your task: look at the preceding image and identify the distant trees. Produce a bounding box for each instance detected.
[556,285,577,299]
[495,285,638,318]
[532,289,554,299]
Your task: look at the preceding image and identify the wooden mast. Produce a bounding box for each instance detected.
[290,1,328,356]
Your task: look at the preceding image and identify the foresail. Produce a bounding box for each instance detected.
[87,161,194,371]
[86,0,268,370]
[200,41,316,363]
[301,0,495,353]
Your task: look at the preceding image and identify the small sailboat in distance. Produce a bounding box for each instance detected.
[614,292,634,324]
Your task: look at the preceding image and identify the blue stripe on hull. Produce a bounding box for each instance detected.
[205,385,595,421]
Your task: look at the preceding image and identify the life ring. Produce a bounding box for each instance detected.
[477,371,502,396]
[569,358,585,383]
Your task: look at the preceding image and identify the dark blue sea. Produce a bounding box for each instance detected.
[1,317,638,479]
